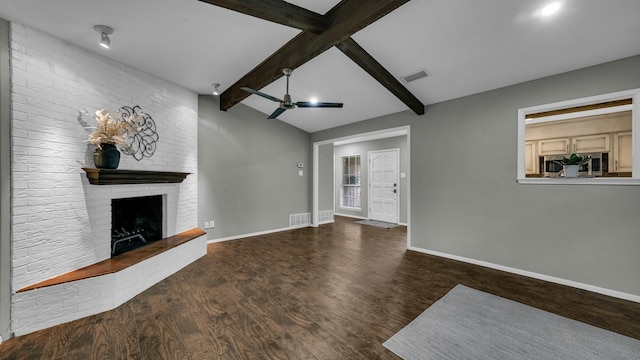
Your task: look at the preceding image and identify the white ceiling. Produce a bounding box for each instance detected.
[1,0,639,133]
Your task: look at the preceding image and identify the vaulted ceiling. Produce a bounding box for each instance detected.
[200,0,424,118]
[1,0,639,132]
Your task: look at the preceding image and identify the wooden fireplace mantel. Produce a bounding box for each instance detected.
[82,167,191,185]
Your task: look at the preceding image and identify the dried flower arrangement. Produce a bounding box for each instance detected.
[87,109,142,149]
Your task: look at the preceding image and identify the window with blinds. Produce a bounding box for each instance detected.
[341,155,361,209]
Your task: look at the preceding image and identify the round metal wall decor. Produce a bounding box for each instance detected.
[119,105,159,161]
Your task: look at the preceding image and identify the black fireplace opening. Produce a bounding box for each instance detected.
[111,195,163,256]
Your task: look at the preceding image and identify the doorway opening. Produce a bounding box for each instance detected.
[312,125,411,247]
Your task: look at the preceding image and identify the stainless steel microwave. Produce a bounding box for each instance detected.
[541,152,608,177]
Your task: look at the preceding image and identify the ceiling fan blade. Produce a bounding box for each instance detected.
[268,107,287,119]
[296,101,344,108]
[241,87,283,103]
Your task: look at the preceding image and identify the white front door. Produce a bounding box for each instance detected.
[368,149,399,224]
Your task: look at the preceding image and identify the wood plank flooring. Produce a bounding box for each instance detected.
[1,216,639,359]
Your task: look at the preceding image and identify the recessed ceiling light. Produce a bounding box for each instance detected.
[539,2,562,17]
[93,25,113,49]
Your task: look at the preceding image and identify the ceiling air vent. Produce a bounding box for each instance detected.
[401,69,431,83]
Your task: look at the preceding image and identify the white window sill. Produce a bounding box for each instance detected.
[517,177,640,185]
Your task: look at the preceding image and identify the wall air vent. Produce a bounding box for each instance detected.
[318,210,334,224]
[289,212,310,227]
[401,68,431,83]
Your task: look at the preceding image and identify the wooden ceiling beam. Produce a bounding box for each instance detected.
[197,0,328,33]
[219,0,411,111]
[336,37,424,115]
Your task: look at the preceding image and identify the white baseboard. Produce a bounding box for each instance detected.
[335,213,406,226]
[318,219,335,225]
[334,213,368,220]
[207,225,308,244]
[409,246,640,304]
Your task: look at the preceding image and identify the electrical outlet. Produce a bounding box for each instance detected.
[204,221,210,228]
[210,220,215,228]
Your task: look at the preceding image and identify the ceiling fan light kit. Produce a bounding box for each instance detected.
[241,68,343,119]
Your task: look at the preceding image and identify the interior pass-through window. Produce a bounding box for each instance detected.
[517,89,639,185]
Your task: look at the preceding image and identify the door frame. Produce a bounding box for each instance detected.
[312,125,411,248]
[367,148,399,223]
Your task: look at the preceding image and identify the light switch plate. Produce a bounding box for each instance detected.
[298,170,303,176]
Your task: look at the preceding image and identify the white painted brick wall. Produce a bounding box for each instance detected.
[9,22,200,334]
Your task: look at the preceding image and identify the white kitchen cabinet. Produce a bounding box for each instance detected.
[612,131,632,173]
[572,133,610,153]
[538,134,611,157]
[525,141,538,175]
[538,138,570,156]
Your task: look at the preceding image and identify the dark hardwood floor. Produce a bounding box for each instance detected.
[1,216,639,359]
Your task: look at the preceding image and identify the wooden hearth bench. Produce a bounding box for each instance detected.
[17,228,206,292]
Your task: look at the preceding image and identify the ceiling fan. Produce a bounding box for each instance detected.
[241,68,343,119]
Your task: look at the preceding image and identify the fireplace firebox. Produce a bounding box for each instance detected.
[111,195,163,256]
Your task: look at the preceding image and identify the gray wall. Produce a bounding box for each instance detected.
[333,136,408,223]
[312,55,640,297]
[0,18,11,340]
[198,95,311,239]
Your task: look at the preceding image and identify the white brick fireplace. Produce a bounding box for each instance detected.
[8,23,204,335]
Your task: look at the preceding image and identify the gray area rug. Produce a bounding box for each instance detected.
[355,219,399,229]
[383,284,640,360]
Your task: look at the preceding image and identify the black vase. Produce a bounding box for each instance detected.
[94,143,121,169]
